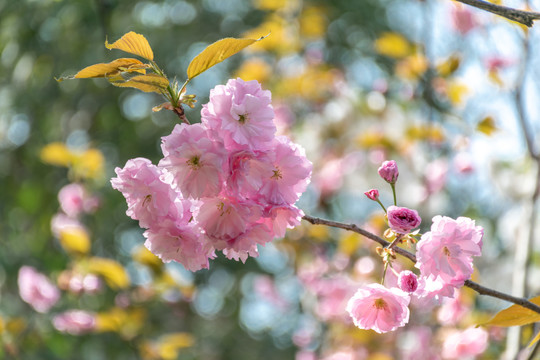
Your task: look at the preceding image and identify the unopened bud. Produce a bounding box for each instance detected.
[364,189,380,201]
[378,160,399,184]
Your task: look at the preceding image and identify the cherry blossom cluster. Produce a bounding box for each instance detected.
[348,160,484,333]
[112,78,312,271]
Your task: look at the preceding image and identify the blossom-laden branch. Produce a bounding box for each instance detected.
[455,0,540,27]
[302,214,540,314]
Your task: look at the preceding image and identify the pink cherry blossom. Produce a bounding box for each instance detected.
[196,196,272,259]
[262,204,304,238]
[346,283,410,333]
[398,270,419,293]
[378,160,399,184]
[143,219,214,272]
[227,149,273,199]
[415,216,483,299]
[451,6,478,35]
[257,136,312,205]
[387,206,421,234]
[201,78,276,151]
[53,310,96,335]
[111,157,180,228]
[442,327,488,359]
[18,266,60,313]
[159,123,227,199]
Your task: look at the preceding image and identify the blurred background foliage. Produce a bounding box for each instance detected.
[1,0,540,358]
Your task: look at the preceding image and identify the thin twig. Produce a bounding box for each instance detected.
[302,214,540,314]
[455,0,540,27]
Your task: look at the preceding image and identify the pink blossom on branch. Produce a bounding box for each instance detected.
[346,283,410,333]
[111,157,181,228]
[387,206,421,234]
[257,136,312,206]
[201,78,276,151]
[415,216,483,300]
[159,123,227,199]
[18,266,60,313]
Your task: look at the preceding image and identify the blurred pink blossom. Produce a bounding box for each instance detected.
[437,291,469,326]
[18,266,60,313]
[58,183,99,217]
[425,159,448,195]
[451,6,478,35]
[442,327,488,359]
[453,153,474,174]
[346,283,410,333]
[53,310,96,335]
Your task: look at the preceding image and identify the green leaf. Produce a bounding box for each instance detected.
[107,73,169,93]
[105,31,154,61]
[479,296,540,327]
[187,35,267,80]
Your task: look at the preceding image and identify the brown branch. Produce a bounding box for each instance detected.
[302,214,540,314]
[455,0,540,27]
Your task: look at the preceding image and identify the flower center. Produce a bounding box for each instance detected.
[443,246,451,256]
[271,167,283,180]
[142,194,152,207]
[238,114,248,124]
[187,155,201,170]
[373,298,387,310]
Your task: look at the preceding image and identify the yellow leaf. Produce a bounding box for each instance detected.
[71,58,147,79]
[108,73,169,93]
[477,116,498,136]
[437,55,461,77]
[158,333,195,360]
[235,58,272,83]
[447,81,469,105]
[40,142,74,167]
[529,330,540,348]
[96,307,145,340]
[88,257,130,289]
[187,36,266,80]
[374,32,411,59]
[72,148,105,180]
[480,296,540,327]
[59,227,90,255]
[105,32,154,61]
[339,232,362,256]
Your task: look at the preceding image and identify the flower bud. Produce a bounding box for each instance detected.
[364,189,379,201]
[378,160,399,184]
[387,206,421,234]
[397,270,419,293]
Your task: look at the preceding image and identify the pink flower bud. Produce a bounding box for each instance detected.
[397,270,419,293]
[378,160,399,184]
[364,189,380,201]
[387,206,421,234]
